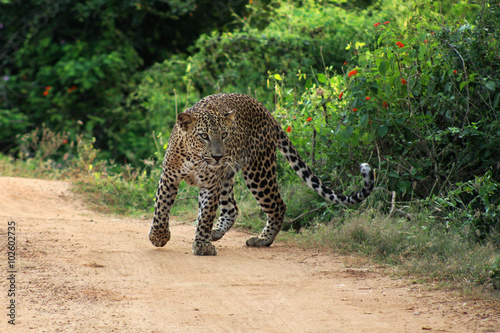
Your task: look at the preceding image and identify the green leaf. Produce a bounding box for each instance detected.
[359,114,368,126]
[398,181,411,193]
[352,97,362,108]
[395,117,405,125]
[459,81,469,91]
[345,126,354,137]
[379,60,388,75]
[493,93,500,109]
[377,124,388,137]
[317,74,326,84]
[388,171,399,178]
[377,35,384,46]
[355,42,366,49]
[274,74,282,81]
[485,81,496,91]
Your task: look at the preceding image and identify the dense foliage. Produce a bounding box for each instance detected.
[273,0,499,237]
[0,0,248,159]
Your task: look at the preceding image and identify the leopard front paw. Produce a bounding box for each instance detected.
[245,236,273,248]
[192,240,218,256]
[149,228,171,247]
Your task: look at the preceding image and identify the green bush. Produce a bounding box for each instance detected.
[0,0,248,162]
[278,1,498,191]
[268,0,499,235]
[185,0,380,99]
[340,0,500,234]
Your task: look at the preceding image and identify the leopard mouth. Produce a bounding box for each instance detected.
[207,157,228,167]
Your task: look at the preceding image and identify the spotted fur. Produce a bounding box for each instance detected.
[149,93,375,255]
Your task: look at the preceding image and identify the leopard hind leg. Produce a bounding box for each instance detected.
[243,158,286,247]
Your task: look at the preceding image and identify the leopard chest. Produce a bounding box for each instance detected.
[183,164,226,187]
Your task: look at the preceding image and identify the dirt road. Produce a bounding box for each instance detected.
[0,177,499,332]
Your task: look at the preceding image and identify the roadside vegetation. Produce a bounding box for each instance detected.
[1,0,499,297]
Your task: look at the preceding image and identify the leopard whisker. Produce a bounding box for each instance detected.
[225,161,238,174]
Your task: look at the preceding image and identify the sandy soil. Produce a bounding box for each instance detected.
[0,176,499,333]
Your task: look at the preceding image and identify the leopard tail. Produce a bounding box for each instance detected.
[277,130,374,205]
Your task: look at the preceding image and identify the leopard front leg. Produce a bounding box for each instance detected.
[149,173,178,247]
[192,185,221,256]
[212,171,238,241]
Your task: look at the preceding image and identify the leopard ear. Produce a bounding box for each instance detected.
[223,110,235,125]
[177,113,195,131]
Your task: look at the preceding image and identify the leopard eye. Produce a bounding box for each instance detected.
[221,132,228,139]
[199,133,209,141]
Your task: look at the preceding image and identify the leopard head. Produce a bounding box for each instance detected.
[177,110,235,167]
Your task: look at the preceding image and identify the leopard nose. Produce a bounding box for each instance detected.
[212,155,223,163]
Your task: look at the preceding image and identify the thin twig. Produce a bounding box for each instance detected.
[374,140,382,170]
[311,126,317,166]
[389,190,397,216]
[444,39,470,128]
[282,207,324,230]
[289,207,323,223]
[376,187,413,220]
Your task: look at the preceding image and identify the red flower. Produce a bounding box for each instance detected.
[343,61,348,66]
[401,78,407,85]
[424,39,428,43]
[353,108,358,112]
[286,126,292,133]
[45,86,51,91]
[453,70,457,74]
[383,102,389,108]
[374,22,381,27]
[348,69,357,77]
[396,42,405,48]
[306,117,312,122]
[339,92,344,100]
[43,90,49,96]
[383,21,389,25]
[62,139,69,145]
[365,96,371,101]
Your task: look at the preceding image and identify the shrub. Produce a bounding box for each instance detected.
[0,0,248,162]
[268,0,499,237]
[275,0,499,194]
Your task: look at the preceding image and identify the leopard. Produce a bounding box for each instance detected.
[149,93,375,256]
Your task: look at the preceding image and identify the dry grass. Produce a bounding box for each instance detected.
[277,209,500,299]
